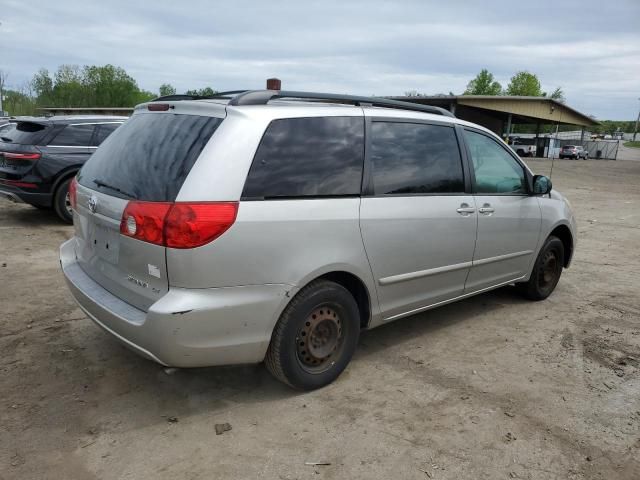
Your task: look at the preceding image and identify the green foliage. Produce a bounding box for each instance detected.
[3,89,37,116]
[3,64,218,116]
[185,87,217,97]
[463,69,502,95]
[506,71,543,96]
[624,141,640,148]
[592,120,636,134]
[159,83,176,96]
[549,87,565,103]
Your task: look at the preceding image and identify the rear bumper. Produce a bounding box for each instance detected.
[0,184,51,207]
[60,239,297,367]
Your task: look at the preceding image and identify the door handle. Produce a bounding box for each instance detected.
[478,203,495,215]
[456,203,476,216]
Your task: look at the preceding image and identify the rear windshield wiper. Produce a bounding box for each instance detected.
[1,137,12,142]
[93,179,136,199]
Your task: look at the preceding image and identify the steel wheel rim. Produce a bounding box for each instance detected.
[64,192,72,216]
[296,305,344,373]
[539,250,558,288]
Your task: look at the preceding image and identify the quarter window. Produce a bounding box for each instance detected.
[242,117,364,199]
[370,122,464,195]
[50,124,95,147]
[93,123,121,146]
[464,130,527,194]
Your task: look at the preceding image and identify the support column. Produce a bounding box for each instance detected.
[580,127,585,142]
[505,113,512,142]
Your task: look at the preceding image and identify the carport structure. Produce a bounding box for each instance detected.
[387,95,599,142]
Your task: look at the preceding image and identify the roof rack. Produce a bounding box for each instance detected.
[151,90,250,102]
[228,90,455,117]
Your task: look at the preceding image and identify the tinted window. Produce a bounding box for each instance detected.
[464,130,526,194]
[93,123,121,146]
[242,117,364,199]
[0,122,49,145]
[78,113,222,201]
[50,124,95,146]
[370,122,464,195]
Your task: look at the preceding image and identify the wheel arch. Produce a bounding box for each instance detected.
[288,269,373,330]
[549,224,573,267]
[52,167,80,198]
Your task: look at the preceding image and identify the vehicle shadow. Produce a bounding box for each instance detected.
[72,285,528,435]
[0,200,65,228]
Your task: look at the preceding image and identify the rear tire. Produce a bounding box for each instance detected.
[517,236,564,301]
[265,280,360,390]
[53,178,73,224]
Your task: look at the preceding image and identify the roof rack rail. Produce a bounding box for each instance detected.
[150,90,250,102]
[227,90,455,117]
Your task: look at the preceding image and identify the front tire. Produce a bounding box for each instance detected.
[265,280,360,390]
[53,178,73,224]
[517,236,564,301]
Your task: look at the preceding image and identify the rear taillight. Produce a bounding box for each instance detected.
[69,177,78,210]
[2,151,41,160]
[120,201,238,249]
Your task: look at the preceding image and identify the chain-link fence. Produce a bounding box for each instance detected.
[556,139,618,160]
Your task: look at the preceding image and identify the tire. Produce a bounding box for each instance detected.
[53,178,73,224]
[517,236,564,301]
[265,279,360,390]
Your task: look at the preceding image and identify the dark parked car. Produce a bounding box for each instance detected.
[0,116,126,222]
[559,145,588,160]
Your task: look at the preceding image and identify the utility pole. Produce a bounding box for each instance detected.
[634,98,640,142]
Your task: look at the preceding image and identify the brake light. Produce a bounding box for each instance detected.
[2,151,41,160]
[165,202,238,248]
[120,202,238,248]
[120,201,172,245]
[69,177,78,210]
[148,103,170,111]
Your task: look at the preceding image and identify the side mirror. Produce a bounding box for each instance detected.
[533,175,552,195]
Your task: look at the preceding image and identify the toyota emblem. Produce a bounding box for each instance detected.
[88,195,98,213]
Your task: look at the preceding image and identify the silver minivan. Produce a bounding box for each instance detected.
[60,90,577,390]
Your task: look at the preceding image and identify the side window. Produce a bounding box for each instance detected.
[49,124,95,147]
[242,117,364,199]
[464,130,526,194]
[93,123,121,146]
[370,122,464,195]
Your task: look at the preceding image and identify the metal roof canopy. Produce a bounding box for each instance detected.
[387,95,599,128]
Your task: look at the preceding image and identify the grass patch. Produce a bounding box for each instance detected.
[623,141,640,148]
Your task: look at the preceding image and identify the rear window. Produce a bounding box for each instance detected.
[564,145,575,149]
[78,113,222,201]
[0,122,49,145]
[242,116,364,199]
[50,124,96,147]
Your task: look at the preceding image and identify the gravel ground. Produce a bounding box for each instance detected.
[1,159,639,480]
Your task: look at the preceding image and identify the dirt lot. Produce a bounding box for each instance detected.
[1,159,639,480]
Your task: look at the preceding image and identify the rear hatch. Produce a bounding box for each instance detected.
[0,121,50,183]
[74,107,224,311]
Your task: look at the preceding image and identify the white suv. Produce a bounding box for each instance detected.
[60,90,577,389]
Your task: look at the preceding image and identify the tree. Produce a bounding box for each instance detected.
[549,87,565,103]
[185,87,217,97]
[463,69,502,95]
[159,83,176,96]
[0,70,8,113]
[505,71,543,96]
[31,68,54,105]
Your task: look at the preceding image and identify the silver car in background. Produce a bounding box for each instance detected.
[60,90,577,390]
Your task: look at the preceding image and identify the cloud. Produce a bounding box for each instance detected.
[1,0,639,119]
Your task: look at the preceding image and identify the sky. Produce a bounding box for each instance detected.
[1,0,639,120]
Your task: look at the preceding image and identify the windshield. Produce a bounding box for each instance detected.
[78,113,223,201]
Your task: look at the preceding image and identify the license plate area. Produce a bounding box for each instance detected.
[89,220,120,264]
